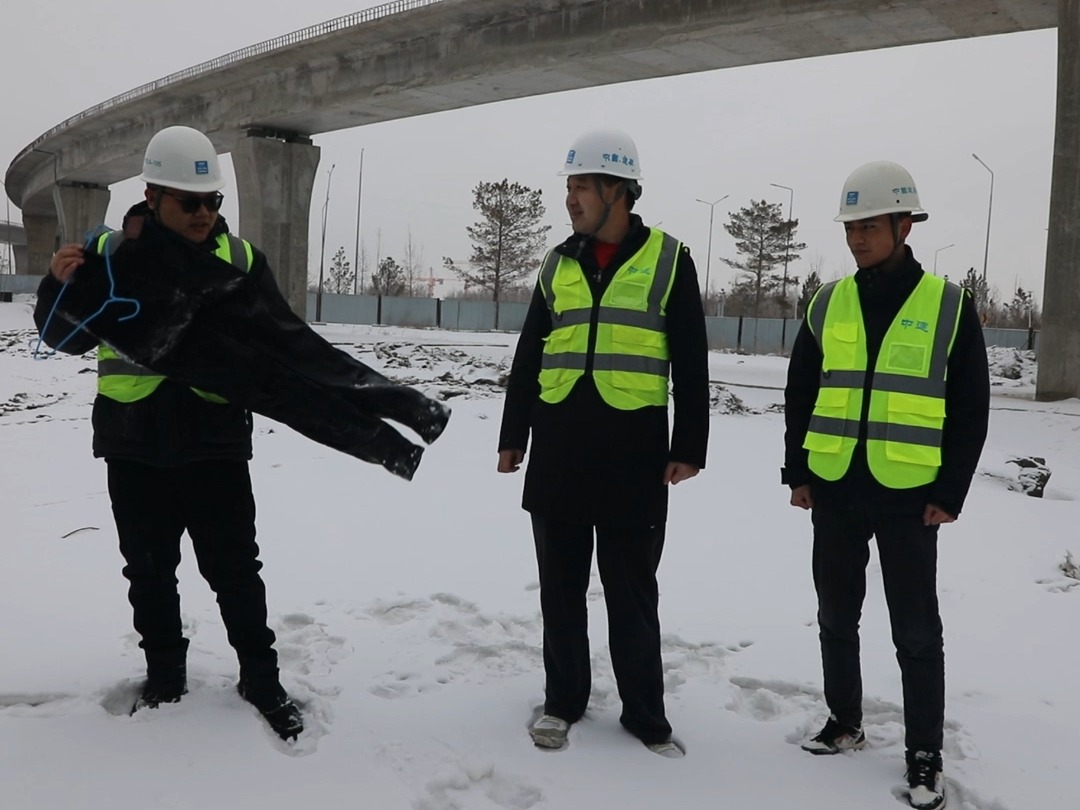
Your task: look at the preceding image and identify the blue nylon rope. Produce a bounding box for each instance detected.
[33,227,142,359]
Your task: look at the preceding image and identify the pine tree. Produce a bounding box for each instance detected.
[372,256,406,296]
[326,246,352,294]
[797,269,823,319]
[721,200,806,316]
[443,179,551,319]
[1004,285,1037,328]
[960,267,993,320]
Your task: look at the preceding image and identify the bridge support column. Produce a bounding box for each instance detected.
[232,132,320,318]
[1037,0,1080,400]
[55,183,111,245]
[23,213,61,276]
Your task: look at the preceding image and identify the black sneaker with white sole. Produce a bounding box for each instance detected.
[801,715,867,754]
[906,750,946,809]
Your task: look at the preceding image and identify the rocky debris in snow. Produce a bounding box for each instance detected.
[354,342,512,400]
[0,391,68,416]
[709,383,751,415]
[987,346,1037,387]
[1006,455,1052,497]
[1060,550,1080,582]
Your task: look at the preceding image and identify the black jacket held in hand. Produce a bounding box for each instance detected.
[782,246,990,518]
[35,216,446,479]
[498,217,710,527]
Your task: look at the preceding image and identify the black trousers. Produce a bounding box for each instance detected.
[106,459,279,683]
[531,515,671,745]
[811,504,945,752]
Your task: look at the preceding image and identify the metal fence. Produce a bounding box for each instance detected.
[1,275,1041,356]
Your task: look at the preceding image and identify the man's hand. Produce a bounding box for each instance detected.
[49,244,86,284]
[497,449,524,473]
[790,484,814,510]
[664,462,700,485]
[923,504,955,526]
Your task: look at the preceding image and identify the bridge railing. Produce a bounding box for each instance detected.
[10,0,446,168]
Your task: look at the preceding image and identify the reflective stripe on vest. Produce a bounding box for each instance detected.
[803,273,963,488]
[537,229,679,410]
[94,231,252,403]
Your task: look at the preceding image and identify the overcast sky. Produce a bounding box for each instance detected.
[0,1,1059,301]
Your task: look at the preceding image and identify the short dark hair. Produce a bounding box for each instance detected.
[595,174,641,210]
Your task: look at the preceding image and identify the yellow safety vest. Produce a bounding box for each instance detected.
[538,229,679,410]
[803,273,964,488]
[93,230,253,403]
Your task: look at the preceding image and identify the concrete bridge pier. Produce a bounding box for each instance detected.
[22,212,62,277]
[1037,0,1080,401]
[56,183,111,246]
[232,131,320,317]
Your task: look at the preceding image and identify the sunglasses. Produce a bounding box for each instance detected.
[160,189,225,214]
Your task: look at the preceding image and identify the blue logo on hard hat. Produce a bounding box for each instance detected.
[565,149,576,165]
[194,160,210,175]
[846,191,859,206]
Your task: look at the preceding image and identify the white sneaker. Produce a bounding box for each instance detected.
[529,714,570,749]
[645,738,685,758]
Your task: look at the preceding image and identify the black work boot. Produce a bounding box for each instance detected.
[132,665,187,714]
[238,679,304,741]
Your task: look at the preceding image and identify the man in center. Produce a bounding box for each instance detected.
[497,128,709,757]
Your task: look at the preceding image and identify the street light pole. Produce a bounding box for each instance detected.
[315,163,336,323]
[972,153,994,285]
[932,243,955,276]
[770,183,795,316]
[694,194,728,314]
[0,180,12,274]
[353,149,364,295]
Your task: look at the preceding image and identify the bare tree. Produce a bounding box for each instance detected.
[401,229,425,297]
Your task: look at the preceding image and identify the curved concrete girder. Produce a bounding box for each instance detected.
[4,0,1057,214]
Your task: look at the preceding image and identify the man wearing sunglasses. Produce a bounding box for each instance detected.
[36,125,304,742]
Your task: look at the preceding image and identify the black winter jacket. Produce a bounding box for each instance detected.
[498,217,710,527]
[34,214,290,467]
[782,246,990,517]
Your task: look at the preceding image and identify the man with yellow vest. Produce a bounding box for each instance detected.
[35,126,303,741]
[783,161,989,810]
[498,129,709,757]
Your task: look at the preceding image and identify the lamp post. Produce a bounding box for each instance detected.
[353,149,364,295]
[315,163,336,322]
[972,153,994,285]
[0,179,12,274]
[932,243,955,276]
[694,194,728,314]
[770,182,794,315]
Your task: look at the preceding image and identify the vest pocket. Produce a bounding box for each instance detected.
[883,341,929,374]
[804,387,851,454]
[886,392,945,429]
[824,321,860,369]
[606,273,651,309]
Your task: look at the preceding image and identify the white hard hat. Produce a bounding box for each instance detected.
[558,128,642,181]
[835,161,927,222]
[138,126,225,192]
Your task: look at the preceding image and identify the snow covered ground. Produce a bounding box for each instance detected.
[1,300,1076,810]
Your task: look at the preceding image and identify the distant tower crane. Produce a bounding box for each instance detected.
[422,266,447,298]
